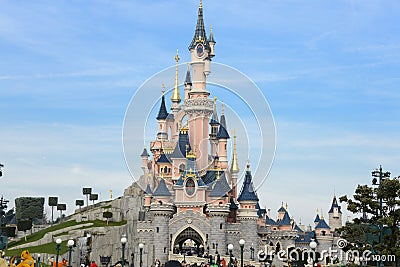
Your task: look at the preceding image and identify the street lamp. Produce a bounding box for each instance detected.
[37,254,41,267]
[121,236,127,267]
[228,244,234,267]
[250,243,254,261]
[239,239,245,267]
[55,238,62,267]
[309,239,317,265]
[67,239,74,267]
[139,243,144,267]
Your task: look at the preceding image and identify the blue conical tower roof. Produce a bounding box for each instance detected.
[237,163,259,202]
[189,1,209,50]
[153,179,171,197]
[156,93,168,120]
[217,113,230,139]
[328,196,342,214]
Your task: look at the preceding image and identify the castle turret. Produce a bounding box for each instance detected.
[237,163,259,259]
[184,64,192,100]
[149,178,174,263]
[141,147,150,174]
[209,97,219,157]
[328,195,342,232]
[208,25,216,58]
[156,88,169,141]
[314,209,321,227]
[217,104,230,169]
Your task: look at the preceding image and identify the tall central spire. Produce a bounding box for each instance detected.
[171,50,181,105]
[189,0,208,50]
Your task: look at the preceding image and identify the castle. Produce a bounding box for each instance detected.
[126,1,344,265]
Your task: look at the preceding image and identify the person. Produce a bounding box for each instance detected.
[90,261,98,267]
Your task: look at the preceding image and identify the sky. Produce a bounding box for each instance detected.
[1,0,400,226]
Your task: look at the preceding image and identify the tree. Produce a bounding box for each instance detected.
[102,211,113,225]
[339,175,400,266]
[17,218,32,241]
[48,196,58,224]
[15,197,44,221]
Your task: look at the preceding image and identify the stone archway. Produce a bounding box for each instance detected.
[172,226,206,257]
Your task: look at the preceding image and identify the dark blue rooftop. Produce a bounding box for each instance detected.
[157,153,171,163]
[185,67,192,86]
[170,130,191,159]
[315,219,330,229]
[256,202,266,218]
[237,167,259,202]
[278,206,286,213]
[216,114,230,139]
[265,215,277,226]
[188,2,210,50]
[328,196,342,214]
[153,179,171,197]
[141,147,150,157]
[314,214,321,223]
[295,231,316,243]
[144,184,153,195]
[294,224,304,232]
[229,197,238,210]
[209,177,229,198]
[278,211,291,226]
[156,94,169,120]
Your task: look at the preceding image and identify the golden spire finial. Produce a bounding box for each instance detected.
[216,168,220,180]
[230,129,240,173]
[199,0,202,9]
[109,189,113,199]
[316,208,319,214]
[210,24,213,34]
[171,50,181,103]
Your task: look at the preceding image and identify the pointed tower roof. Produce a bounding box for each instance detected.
[171,50,181,104]
[328,196,342,214]
[184,64,192,86]
[217,104,230,139]
[237,163,259,202]
[278,211,292,226]
[265,215,277,226]
[314,213,321,223]
[294,224,304,232]
[189,0,209,50]
[278,202,286,213]
[170,126,191,158]
[209,97,219,125]
[156,87,169,120]
[153,179,172,197]
[208,24,216,43]
[157,152,171,163]
[315,217,330,229]
[230,131,240,173]
[141,147,149,157]
[144,184,153,195]
[209,171,230,198]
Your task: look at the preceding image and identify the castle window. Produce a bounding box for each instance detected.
[220,223,223,230]
[224,144,227,151]
[179,163,185,173]
[322,230,326,236]
[168,167,171,173]
[156,227,159,233]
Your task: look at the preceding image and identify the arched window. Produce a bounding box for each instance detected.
[179,163,185,173]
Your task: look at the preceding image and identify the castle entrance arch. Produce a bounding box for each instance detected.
[172,226,206,257]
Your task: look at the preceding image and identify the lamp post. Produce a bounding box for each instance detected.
[121,236,127,267]
[130,253,134,267]
[239,239,245,267]
[139,243,144,267]
[37,254,41,267]
[67,239,74,267]
[228,244,234,267]
[55,238,62,267]
[372,165,390,267]
[250,243,254,261]
[309,239,317,265]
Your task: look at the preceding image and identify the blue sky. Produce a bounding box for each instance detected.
[1,0,400,226]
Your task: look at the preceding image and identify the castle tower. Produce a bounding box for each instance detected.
[184,64,192,100]
[328,196,342,232]
[185,0,214,171]
[140,147,150,174]
[217,104,230,169]
[237,163,259,260]
[150,178,174,263]
[314,209,321,227]
[230,131,240,198]
[209,97,219,157]
[156,88,169,142]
